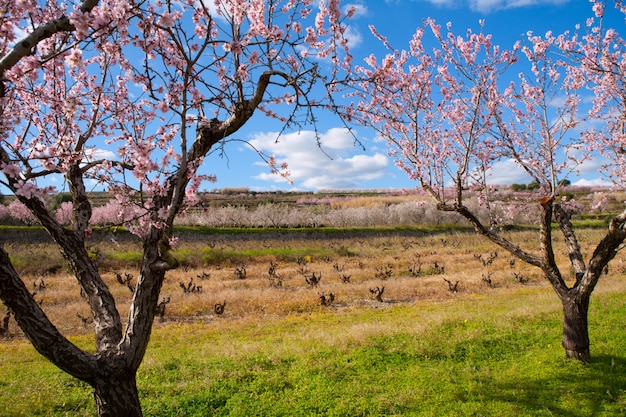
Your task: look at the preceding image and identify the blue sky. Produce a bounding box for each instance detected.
[204,0,624,192]
[19,1,619,195]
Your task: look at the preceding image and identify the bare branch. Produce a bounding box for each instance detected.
[455,204,543,268]
[553,203,586,279]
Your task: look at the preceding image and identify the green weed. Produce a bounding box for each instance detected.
[2,287,626,416]
[109,250,143,263]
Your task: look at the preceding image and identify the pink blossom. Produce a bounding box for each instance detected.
[7,200,37,224]
[54,201,74,225]
[223,40,243,55]
[592,1,604,17]
[14,180,38,199]
[157,206,170,220]
[236,64,249,81]
[65,48,83,69]
[158,12,178,27]
[68,8,91,39]
[1,163,21,178]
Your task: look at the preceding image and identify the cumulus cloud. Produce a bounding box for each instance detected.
[84,148,116,161]
[248,128,388,190]
[343,24,364,49]
[484,158,533,185]
[571,177,612,187]
[483,154,612,186]
[569,155,613,187]
[571,154,608,176]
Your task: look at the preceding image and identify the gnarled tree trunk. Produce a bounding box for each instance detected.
[93,373,143,417]
[455,201,626,362]
[560,293,590,363]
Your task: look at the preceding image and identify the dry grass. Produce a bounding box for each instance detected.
[1,228,624,342]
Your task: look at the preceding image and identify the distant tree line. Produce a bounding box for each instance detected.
[511,179,571,192]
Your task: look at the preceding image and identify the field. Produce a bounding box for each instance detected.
[1,223,626,416]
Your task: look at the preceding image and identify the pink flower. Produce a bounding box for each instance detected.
[158,12,179,27]
[69,8,91,39]
[65,48,83,69]
[592,1,604,17]
[14,180,37,199]
[236,64,249,81]
[157,206,170,220]
[223,40,243,55]
[1,163,21,178]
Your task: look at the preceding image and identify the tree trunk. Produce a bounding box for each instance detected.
[93,374,142,417]
[561,293,590,363]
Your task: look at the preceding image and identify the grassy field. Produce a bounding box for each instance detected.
[1,228,626,416]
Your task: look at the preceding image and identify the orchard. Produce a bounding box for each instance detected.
[1,0,626,415]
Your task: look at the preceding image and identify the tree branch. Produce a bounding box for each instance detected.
[577,209,626,298]
[67,164,92,234]
[538,198,570,295]
[120,226,167,371]
[455,204,544,268]
[553,203,586,279]
[11,192,122,351]
[0,0,99,78]
[189,70,283,162]
[0,246,98,382]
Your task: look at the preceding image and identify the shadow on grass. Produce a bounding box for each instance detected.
[459,354,626,416]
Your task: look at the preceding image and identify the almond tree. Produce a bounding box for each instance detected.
[349,2,625,362]
[0,0,353,415]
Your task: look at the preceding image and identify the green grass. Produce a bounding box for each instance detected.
[571,218,611,228]
[109,250,143,263]
[1,285,626,416]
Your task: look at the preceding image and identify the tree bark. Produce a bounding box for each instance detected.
[561,292,590,363]
[93,373,143,417]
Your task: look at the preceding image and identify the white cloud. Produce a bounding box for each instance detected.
[484,158,533,185]
[343,24,363,49]
[248,128,388,190]
[574,154,608,176]
[473,0,570,13]
[345,3,368,18]
[422,0,569,13]
[571,177,612,187]
[484,153,613,187]
[83,148,116,162]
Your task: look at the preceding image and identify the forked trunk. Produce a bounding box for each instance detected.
[561,293,590,363]
[93,374,142,417]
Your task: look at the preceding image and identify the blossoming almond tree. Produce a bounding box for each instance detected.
[0,0,352,415]
[349,1,625,362]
